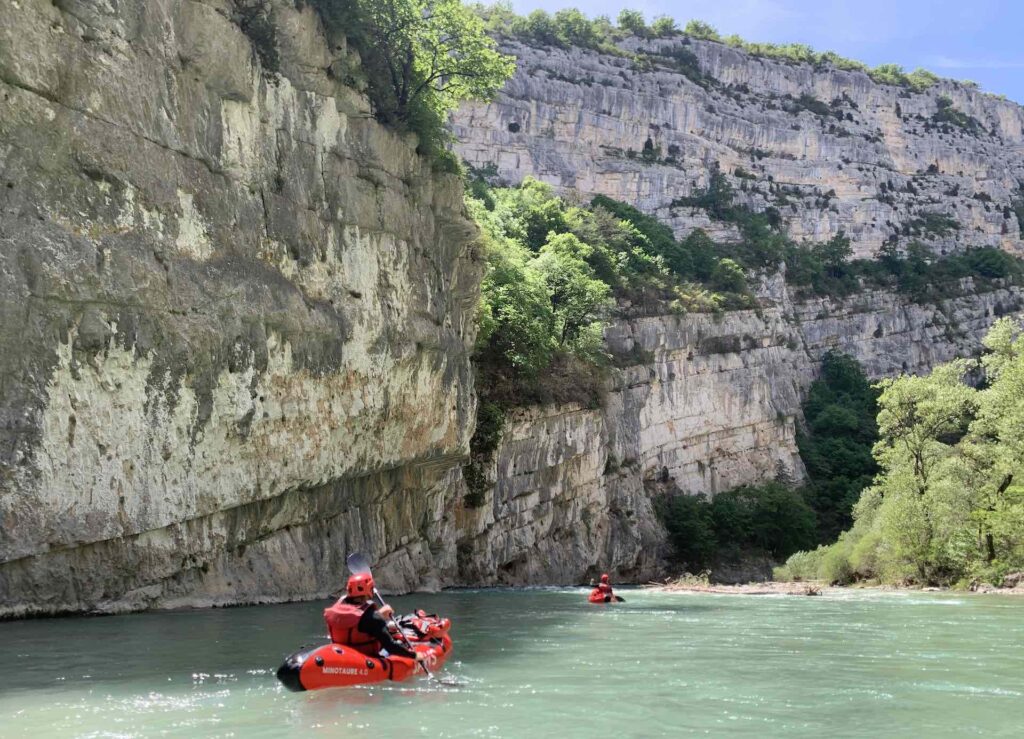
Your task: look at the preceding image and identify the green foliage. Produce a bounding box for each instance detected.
[473,5,968,95]
[657,483,818,570]
[313,0,514,163]
[683,20,720,41]
[462,400,506,507]
[238,5,280,75]
[670,167,1023,300]
[906,67,940,91]
[534,233,613,349]
[869,63,908,87]
[933,95,985,134]
[470,175,766,410]
[780,320,1024,586]
[552,8,599,47]
[908,212,960,238]
[617,9,648,37]
[657,493,718,568]
[798,352,880,542]
[650,15,678,38]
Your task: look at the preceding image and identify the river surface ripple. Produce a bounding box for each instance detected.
[1,588,1022,737]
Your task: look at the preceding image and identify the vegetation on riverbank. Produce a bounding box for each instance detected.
[656,351,879,572]
[778,319,1024,587]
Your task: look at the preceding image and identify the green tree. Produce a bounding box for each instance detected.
[684,20,721,41]
[320,0,514,155]
[709,258,747,294]
[650,15,678,37]
[617,9,647,37]
[534,233,612,351]
[814,232,853,277]
[798,352,880,541]
[552,8,597,47]
[471,199,556,375]
[524,9,559,45]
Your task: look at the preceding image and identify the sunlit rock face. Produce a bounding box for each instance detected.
[445,35,1024,584]
[3,5,1023,616]
[0,0,482,616]
[449,280,1022,586]
[453,37,1024,258]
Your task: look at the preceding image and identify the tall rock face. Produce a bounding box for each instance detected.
[0,0,482,616]
[452,37,1024,258]
[445,35,1024,584]
[2,7,1022,615]
[450,279,1023,585]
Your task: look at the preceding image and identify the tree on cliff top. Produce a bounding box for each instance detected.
[314,0,514,161]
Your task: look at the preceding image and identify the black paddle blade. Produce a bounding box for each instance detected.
[346,552,372,576]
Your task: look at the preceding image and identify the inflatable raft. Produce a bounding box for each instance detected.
[588,589,622,603]
[276,611,453,691]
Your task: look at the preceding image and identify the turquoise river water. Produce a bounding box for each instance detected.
[1,588,1022,737]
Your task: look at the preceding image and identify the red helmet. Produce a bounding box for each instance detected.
[347,573,374,598]
[600,573,609,583]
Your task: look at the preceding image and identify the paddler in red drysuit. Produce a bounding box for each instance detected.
[323,572,434,667]
[590,573,616,603]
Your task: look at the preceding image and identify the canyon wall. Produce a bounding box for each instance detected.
[453,37,1024,258]
[447,34,1024,585]
[451,278,1023,585]
[3,6,1024,615]
[0,0,482,616]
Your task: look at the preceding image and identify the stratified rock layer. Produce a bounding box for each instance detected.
[3,8,1023,615]
[451,279,1023,585]
[0,0,481,616]
[453,37,1024,258]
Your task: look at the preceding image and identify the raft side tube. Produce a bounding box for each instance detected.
[276,647,314,692]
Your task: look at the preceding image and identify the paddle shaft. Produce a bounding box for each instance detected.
[372,587,434,679]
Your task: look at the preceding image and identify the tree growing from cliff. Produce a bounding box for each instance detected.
[315,0,514,160]
[616,9,647,37]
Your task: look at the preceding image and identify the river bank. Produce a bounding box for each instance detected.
[644,575,1024,597]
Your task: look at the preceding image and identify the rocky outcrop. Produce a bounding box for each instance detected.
[449,279,1023,585]
[445,35,1024,585]
[0,0,482,616]
[452,37,1024,258]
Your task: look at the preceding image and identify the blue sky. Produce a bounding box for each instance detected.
[507,1,1024,104]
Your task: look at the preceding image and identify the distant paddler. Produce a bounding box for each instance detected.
[588,573,625,603]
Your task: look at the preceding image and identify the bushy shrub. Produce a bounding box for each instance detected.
[617,9,648,38]
[933,95,985,134]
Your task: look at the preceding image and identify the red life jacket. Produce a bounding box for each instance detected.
[323,599,381,655]
[598,582,613,596]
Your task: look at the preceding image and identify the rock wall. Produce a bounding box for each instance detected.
[3,5,1023,614]
[0,0,482,616]
[452,37,1024,258]
[450,279,1023,585]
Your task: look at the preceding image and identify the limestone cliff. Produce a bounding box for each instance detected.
[0,0,481,616]
[450,280,1023,585]
[445,34,1024,585]
[453,37,1024,258]
[3,5,1023,615]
